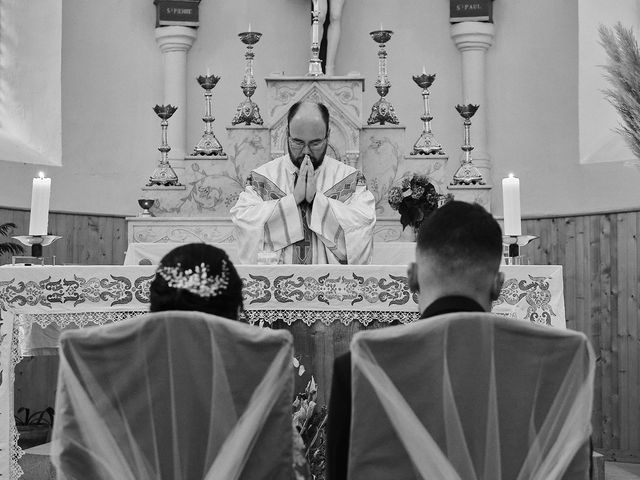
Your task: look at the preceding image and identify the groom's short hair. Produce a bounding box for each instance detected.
[416,201,502,274]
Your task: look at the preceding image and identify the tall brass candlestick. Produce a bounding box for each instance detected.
[193,74,224,155]
[148,104,181,186]
[451,104,484,185]
[307,7,323,76]
[411,73,444,155]
[232,31,264,126]
[367,30,399,125]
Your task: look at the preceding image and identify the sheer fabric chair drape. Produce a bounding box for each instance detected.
[51,310,294,480]
[349,312,595,480]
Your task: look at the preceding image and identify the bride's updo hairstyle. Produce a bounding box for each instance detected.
[149,243,243,320]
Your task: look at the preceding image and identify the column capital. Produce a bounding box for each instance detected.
[155,26,197,53]
[450,21,495,52]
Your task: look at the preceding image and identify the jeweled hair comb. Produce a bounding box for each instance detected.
[157,260,229,298]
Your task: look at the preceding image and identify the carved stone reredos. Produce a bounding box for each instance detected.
[265,76,365,166]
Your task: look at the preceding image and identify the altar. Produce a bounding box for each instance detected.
[131,72,455,248]
[0,263,564,478]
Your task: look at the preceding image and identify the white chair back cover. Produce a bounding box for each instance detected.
[349,312,595,480]
[51,310,294,480]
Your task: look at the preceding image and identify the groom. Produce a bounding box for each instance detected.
[326,201,505,480]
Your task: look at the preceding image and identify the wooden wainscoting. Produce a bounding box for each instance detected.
[523,210,640,460]
[0,207,127,265]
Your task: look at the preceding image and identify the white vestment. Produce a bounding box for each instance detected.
[231,154,376,264]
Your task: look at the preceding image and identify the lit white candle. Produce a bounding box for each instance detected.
[379,23,383,31]
[502,174,521,236]
[29,172,51,236]
[422,65,426,75]
[206,67,211,77]
[248,23,251,32]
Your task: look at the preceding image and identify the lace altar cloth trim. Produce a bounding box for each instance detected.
[243,310,420,327]
[17,311,147,331]
[18,310,419,331]
[10,322,23,479]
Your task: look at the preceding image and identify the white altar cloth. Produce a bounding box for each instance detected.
[124,242,418,266]
[0,264,565,479]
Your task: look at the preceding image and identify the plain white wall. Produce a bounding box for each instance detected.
[1,0,639,220]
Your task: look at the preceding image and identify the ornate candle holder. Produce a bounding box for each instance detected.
[451,104,484,185]
[148,105,181,186]
[232,31,264,126]
[367,30,399,125]
[12,234,61,260]
[411,73,445,155]
[502,235,539,265]
[307,7,323,76]
[193,74,225,155]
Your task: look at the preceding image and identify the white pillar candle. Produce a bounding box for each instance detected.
[29,173,51,236]
[502,174,521,236]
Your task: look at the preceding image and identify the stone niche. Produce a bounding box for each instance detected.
[128,75,448,245]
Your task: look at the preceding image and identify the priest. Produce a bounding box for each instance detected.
[231,101,376,264]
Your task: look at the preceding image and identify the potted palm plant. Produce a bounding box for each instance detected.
[15,407,55,449]
[0,222,24,261]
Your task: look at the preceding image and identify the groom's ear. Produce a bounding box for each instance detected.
[490,271,505,302]
[408,262,420,293]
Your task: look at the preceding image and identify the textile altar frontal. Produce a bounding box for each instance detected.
[0,264,564,479]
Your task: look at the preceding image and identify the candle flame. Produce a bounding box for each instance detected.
[38,171,45,179]
[508,173,515,178]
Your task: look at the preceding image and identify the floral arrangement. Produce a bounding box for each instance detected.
[599,23,640,162]
[252,328,327,480]
[292,376,327,480]
[387,174,451,230]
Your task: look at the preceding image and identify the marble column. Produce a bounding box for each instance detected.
[450,22,495,184]
[155,26,197,163]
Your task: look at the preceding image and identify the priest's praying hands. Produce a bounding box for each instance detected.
[294,156,317,205]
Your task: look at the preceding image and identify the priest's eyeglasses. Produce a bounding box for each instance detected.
[288,135,328,151]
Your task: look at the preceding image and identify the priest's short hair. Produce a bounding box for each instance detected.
[287,100,330,133]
